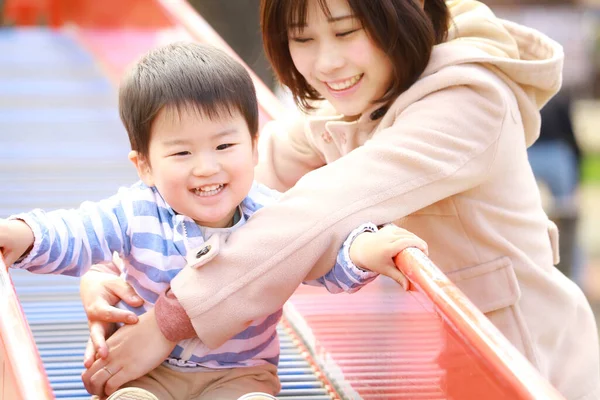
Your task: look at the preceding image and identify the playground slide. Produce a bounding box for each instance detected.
[1,1,565,399]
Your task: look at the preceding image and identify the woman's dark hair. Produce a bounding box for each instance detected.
[261,0,450,112]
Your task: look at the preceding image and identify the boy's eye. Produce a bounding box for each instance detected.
[336,29,359,38]
[171,151,190,157]
[216,143,235,150]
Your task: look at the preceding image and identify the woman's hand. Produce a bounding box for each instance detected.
[81,308,177,397]
[349,224,428,290]
[80,265,144,367]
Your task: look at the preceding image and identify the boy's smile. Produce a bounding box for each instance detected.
[193,184,224,196]
[131,105,258,228]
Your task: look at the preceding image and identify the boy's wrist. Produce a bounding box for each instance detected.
[349,231,374,271]
[10,219,35,262]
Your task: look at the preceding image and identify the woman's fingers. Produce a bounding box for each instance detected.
[89,322,110,361]
[83,338,96,369]
[82,359,123,397]
[105,279,143,308]
[80,269,142,312]
[81,273,141,325]
[89,302,138,324]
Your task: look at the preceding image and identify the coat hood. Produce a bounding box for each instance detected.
[425,0,564,145]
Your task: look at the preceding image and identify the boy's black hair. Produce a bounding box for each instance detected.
[120,42,258,159]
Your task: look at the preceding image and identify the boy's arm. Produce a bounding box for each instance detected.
[8,191,131,276]
[0,219,35,265]
[304,223,428,293]
[303,223,380,293]
[346,224,428,290]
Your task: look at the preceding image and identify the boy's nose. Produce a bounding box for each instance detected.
[192,156,220,176]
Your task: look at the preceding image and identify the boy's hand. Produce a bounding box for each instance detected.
[349,224,428,290]
[0,219,35,265]
[82,308,177,397]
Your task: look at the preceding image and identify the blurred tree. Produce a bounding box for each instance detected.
[187,0,276,90]
[594,20,600,97]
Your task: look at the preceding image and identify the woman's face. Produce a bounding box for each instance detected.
[287,0,394,117]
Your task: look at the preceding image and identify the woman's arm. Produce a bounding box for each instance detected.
[255,113,326,191]
[159,68,510,349]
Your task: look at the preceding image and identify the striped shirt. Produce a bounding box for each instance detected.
[12,181,378,370]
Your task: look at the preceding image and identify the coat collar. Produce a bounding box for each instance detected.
[307,102,388,141]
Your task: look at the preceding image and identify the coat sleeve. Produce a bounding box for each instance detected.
[303,223,379,293]
[255,113,326,192]
[169,69,510,349]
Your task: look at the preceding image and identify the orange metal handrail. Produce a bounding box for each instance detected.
[0,255,54,400]
[397,248,565,399]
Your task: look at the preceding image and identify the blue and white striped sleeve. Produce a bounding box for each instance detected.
[10,188,132,277]
[304,223,379,293]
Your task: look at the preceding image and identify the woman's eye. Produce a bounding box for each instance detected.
[216,143,235,150]
[290,37,312,44]
[337,29,359,38]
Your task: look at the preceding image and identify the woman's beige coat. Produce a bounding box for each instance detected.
[170,1,600,398]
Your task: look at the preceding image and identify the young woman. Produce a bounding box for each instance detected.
[81,1,599,398]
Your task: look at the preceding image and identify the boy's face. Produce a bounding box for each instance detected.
[131,106,258,228]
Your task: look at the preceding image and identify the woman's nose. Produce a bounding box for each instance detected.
[315,42,345,75]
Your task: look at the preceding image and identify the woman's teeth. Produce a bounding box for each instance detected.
[194,184,224,196]
[326,74,362,91]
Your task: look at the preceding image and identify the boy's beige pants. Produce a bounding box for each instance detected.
[120,363,280,400]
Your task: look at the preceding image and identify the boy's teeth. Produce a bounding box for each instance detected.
[199,184,221,192]
[194,184,223,196]
[328,74,362,90]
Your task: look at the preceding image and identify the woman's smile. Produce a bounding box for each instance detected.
[324,73,363,91]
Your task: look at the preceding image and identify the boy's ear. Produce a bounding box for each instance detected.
[128,151,154,186]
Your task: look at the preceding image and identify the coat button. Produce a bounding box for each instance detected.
[196,245,211,258]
